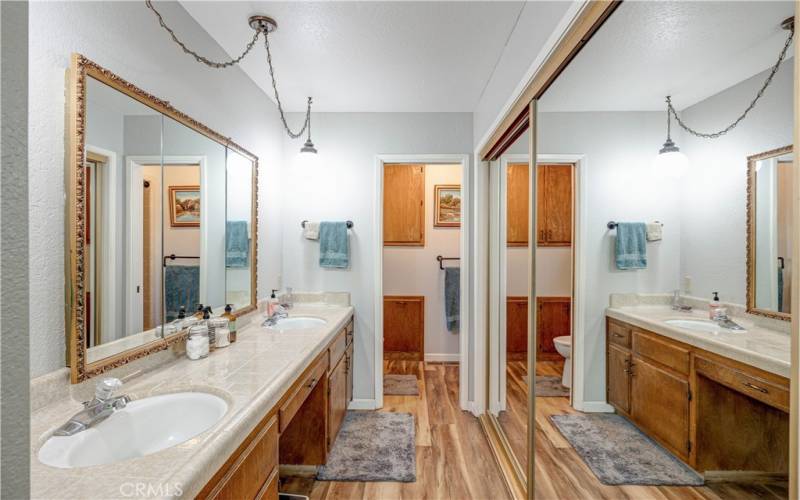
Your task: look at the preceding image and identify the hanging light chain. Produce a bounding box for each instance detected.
[145,0,261,69]
[263,33,311,139]
[667,25,794,139]
[145,0,312,140]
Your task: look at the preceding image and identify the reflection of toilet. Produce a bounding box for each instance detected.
[553,336,572,388]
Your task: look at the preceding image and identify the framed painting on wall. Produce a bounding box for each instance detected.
[434,184,461,227]
[169,185,200,227]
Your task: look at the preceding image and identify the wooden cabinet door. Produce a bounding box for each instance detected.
[506,297,528,359]
[631,357,690,459]
[507,162,529,247]
[328,356,348,451]
[541,164,572,246]
[383,296,424,360]
[607,344,631,414]
[346,342,354,403]
[384,164,425,246]
[536,297,570,359]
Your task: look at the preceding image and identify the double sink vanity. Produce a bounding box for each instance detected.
[606,294,790,478]
[31,298,354,499]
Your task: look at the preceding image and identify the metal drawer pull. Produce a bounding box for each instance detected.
[306,377,317,389]
[743,382,768,394]
[613,333,624,338]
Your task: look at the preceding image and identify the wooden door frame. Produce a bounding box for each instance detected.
[373,154,471,413]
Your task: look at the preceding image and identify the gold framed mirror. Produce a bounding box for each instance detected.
[746,145,793,321]
[66,54,258,383]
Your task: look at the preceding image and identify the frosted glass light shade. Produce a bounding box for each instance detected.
[653,150,689,178]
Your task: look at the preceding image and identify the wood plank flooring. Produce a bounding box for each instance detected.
[500,360,788,500]
[280,360,511,499]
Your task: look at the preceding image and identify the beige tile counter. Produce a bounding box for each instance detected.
[30,302,354,499]
[606,302,790,378]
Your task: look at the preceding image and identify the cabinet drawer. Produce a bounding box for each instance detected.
[329,329,347,373]
[207,416,278,500]
[607,320,631,348]
[695,356,789,412]
[255,468,278,500]
[280,355,328,432]
[632,330,689,376]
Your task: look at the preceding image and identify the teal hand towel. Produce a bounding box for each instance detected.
[319,221,350,268]
[445,267,460,333]
[615,223,647,270]
[164,265,199,321]
[226,220,249,268]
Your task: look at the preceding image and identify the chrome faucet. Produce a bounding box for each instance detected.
[711,309,746,331]
[671,290,693,312]
[262,305,288,327]
[54,378,131,436]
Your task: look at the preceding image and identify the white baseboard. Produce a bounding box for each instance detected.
[424,353,460,362]
[576,400,615,413]
[349,399,379,410]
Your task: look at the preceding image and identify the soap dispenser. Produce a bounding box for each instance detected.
[193,303,205,319]
[709,292,722,320]
[223,304,237,343]
[268,289,280,316]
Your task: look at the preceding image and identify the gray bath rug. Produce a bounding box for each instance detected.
[317,411,416,482]
[384,374,420,396]
[550,414,704,486]
[535,376,570,397]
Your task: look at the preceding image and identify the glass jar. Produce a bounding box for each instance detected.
[186,324,209,360]
[207,317,229,351]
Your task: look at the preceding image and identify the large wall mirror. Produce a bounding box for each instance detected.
[747,145,793,320]
[67,54,257,382]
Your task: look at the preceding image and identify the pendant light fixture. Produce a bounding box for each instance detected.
[146,2,318,154]
[653,96,689,178]
[654,16,794,177]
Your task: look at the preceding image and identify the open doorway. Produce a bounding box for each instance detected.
[381,162,463,402]
[374,155,470,411]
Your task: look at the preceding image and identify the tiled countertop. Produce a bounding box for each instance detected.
[606,305,790,378]
[30,302,354,499]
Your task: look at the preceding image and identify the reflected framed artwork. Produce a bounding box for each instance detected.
[169,185,201,227]
[434,184,461,227]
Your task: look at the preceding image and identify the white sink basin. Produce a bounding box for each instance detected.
[267,316,327,331]
[664,319,721,333]
[38,392,227,468]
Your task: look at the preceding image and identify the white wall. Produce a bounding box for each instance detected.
[383,164,462,360]
[531,112,683,403]
[507,247,571,297]
[281,112,473,402]
[29,1,284,377]
[679,62,793,304]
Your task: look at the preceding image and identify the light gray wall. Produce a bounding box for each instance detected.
[281,112,473,402]
[2,1,31,496]
[533,112,683,404]
[679,62,793,304]
[29,1,285,377]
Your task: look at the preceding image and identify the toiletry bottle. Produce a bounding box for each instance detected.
[709,292,721,320]
[193,303,205,319]
[223,304,237,343]
[268,289,280,316]
[203,306,216,351]
[178,306,186,320]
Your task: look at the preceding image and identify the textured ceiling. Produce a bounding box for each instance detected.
[181,1,572,112]
[540,1,795,112]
